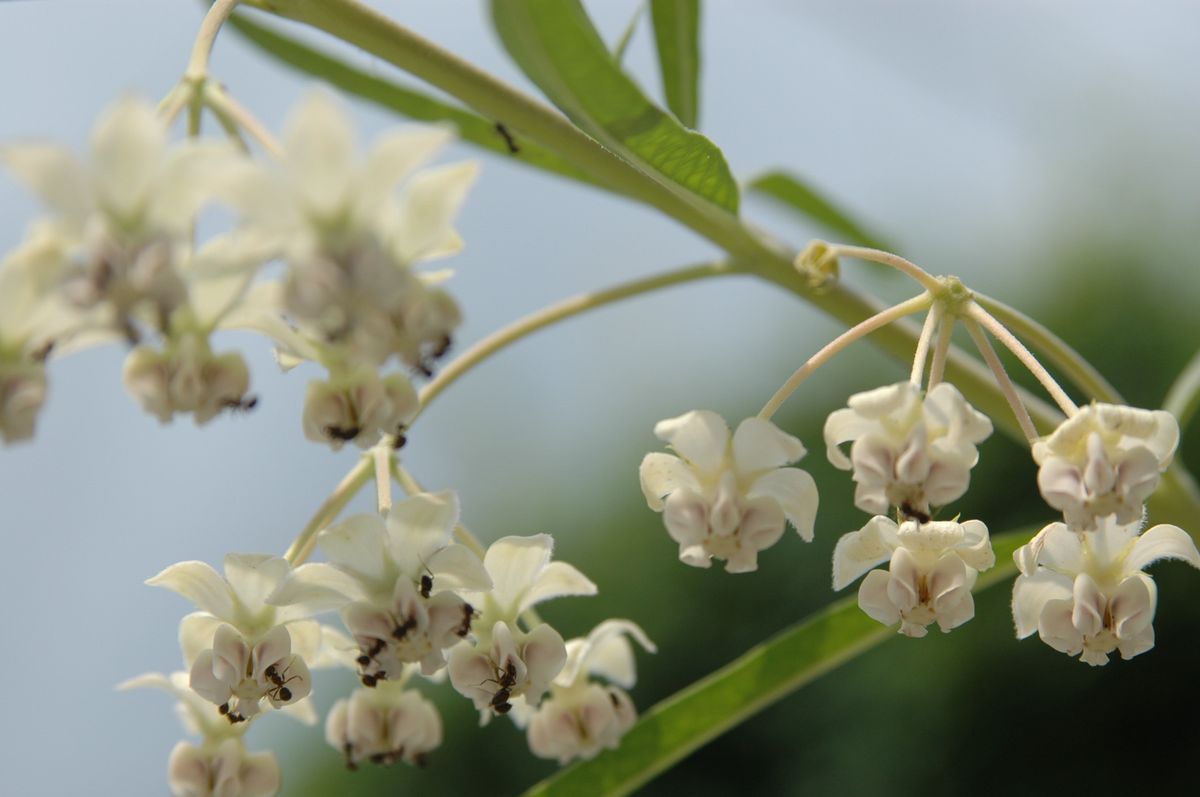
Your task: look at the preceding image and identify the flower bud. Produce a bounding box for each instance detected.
[301,367,418,449]
[122,335,251,424]
[527,684,636,764]
[167,738,279,797]
[325,684,442,769]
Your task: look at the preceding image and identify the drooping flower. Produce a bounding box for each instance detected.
[223,92,475,372]
[824,381,992,516]
[268,491,491,681]
[148,554,326,723]
[512,620,655,764]
[833,516,995,637]
[1032,403,1179,529]
[639,410,818,573]
[1,97,237,341]
[119,672,280,797]
[1011,517,1199,665]
[300,366,418,450]
[447,534,596,718]
[325,682,442,770]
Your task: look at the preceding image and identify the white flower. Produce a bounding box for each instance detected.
[513,620,655,765]
[824,381,992,516]
[224,92,475,371]
[447,534,596,718]
[1032,403,1179,529]
[1,97,236,339]
[1011,517,1199,665]
[148,554,326,723]
[269,491,491,680]
[123,333,251,425]
[639,411,818,573]
[120,672,279,797]
[832,516,995,637]
[325,683,442,770]
[167,738,280,797]
[300,366,418,450]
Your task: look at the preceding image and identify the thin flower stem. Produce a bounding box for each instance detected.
[967,303,1079,416]
[963,318,1038,444]
[416,260,742,418]
[373,446,393,515]
[910,303,943,386]
[830,245,943,293]
[926,315,954,388]
[284,454,372,566]
[203,85,285,158]
[185,0,242,81]
[974,292,1124,404]
[156,85,189,126]
[759,293,932,421]
[392,463,488,559]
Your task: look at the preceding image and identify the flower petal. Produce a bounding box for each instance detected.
[520,561,597,614]
[147,560,235,621]
[638,452,700,511]
[318,514,389,583]
[0,143,88,219]
[746,467,819,542]
[832,516,899,591]
[1125,523,1200,573]
[267,563,364,614]
[485,534,553,614]
[387,161,479,262]
[355,126,453,220]
[223,554,292,613]
[385,490,460,570]
[282,92,356,218]
[653,410,729,474]
[1011,571,1072,639]
[858,569,900,627]
[426,544,492,592]
[179,611,224,667]
[89,97,167,219]
[731,417,805,473]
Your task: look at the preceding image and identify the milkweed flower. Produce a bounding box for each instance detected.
[447,534,596,718]
[147,554,327,723]
[833,516,995,637]
[1032,403,1179,530]
[325,682,442,770]
[268,491,491,681]
[1011,517,1199,665]
[119,672,280,797]
[639,410,818,573]
[824,381,992,516]
[512,620,655,765]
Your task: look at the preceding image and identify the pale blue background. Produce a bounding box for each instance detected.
[1,1,1198,794]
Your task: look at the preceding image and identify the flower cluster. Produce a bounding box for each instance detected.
[0,91,475,450]
[1013,402,1196,664]
[132,490,653,795]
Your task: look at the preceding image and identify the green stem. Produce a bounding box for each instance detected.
[974,292,1124,404]
[284,454,372,565]
[964,318,1038,444]
[203,84,285,158]
[1163,346,1200,430]
[186,0,242,81]
[832,244,942,292]
[416,260,742,418]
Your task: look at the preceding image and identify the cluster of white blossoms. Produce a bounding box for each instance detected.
[1013,403,1199,665]
[130,490,653,795]
[0,91,473,449]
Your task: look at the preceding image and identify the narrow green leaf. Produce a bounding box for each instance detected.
[522,530,1028,797]
[748,170,892,252]
[489,0,739,213]
[224,10,602,189]
[649,0,701,128]
[612,2,645,64]
[1164,346,1200,432]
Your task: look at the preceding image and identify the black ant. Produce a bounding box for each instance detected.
[481,660,518,713]
[419,573,433,599]
[325,424,361,442]
[392,615,418,641]
[264,663,299,702]
[218,701,246,724]
[489,687,512,714]
[222,394,259,413]
[432,334,452,360]
[494,122,520,154]
[455,603,475,637]
[392,425,408,450]
[899,501,932,524]
[361,671,385,688]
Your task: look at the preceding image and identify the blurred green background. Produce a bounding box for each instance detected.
[2,2,1199,796]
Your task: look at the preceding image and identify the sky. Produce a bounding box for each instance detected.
[1,1,1199,795]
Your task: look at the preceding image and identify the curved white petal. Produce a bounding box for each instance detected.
[1125,524,1200,573]
[955,519,995,571]
[638,452,700,511]
[266,563,365,613]
[179,611,224,667]
[732,416,805,474]
[485,534,553,614]
[318,515,389,583]
[832,516,899,591]
[858,569,900,627]
[746,467,819,542]
[147,560,235,621]
[426,544,492,592]
[0,142,88,219]
[520,561,597,614]
[355,126,453,220]
[89,97,167,219]
[1011,571,1072,639]
[385,490,460,568]
[388,161,479,263]
[560,619,656,689]
[1110,572,1157,642]
[283,92,356,219]
[223,554,291,614]
[653,410,729,475]
[823,407,873,470]
[1035,523,1084,574]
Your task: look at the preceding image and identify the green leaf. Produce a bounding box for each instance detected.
[649,0,701,128]
[747,170,892,251]
[224,10,602,189]
[489,0,739,214]
[522,530,1028,797]
[612,2,645,64]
